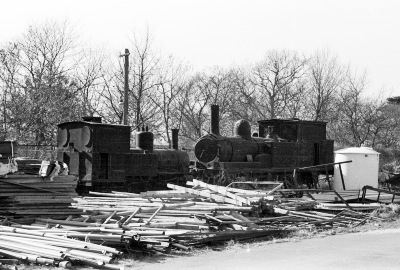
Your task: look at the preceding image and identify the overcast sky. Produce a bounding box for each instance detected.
[1,0,399,97]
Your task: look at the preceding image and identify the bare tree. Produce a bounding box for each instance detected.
[0,20,109,147]
[306,50,344,121]
[90,53,128,125]
[174,67,251,145]
[228,67,260,122]
[0,43,20,139]
[247,50,307,119]
[129,30,160,131]
[285,79,307,119]
[376,102,400,148]
[176,74,211,144]
[205,67,244,135]
[71,47,107,117]
[151,55,189,146]
[96,29,161,131]
[332,69,389,147]
[0,20,84,145]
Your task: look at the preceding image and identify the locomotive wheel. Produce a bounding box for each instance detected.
[126,176,150,193]
[197,169,227,185]
[199,169,214,184]
[219,171,232,185]
[126,180,140,193]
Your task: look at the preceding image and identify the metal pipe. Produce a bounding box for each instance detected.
[210,104,220,135]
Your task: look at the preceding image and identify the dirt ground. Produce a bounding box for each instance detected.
[123,228,400,270]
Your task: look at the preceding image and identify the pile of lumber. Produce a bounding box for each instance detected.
[0,224,123,270]
[0,175,81,219]
[0,180,386,269]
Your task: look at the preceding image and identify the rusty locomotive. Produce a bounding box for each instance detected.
[193,105,334,188]
[56,117,191,194]
[56,105,334,193]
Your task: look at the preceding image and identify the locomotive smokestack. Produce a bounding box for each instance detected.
[171,128,179,150]
[210,104,220,135]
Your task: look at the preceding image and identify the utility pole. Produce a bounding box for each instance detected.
[3,90,6,140]
[121,49,130,125]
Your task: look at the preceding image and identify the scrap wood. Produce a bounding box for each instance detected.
[145,204,164,224]
[271,206,376,228]
[170,229,293,245]
[71,183,382,234]
[189,179,277,202]
[167,183,244,205]
[0,181,386,268]
[0,178,64,195]
[333,209,382,222]
[0,175,79,219]
[226,181,283,191]
[0,224,124,269]
[190,180,251,205]
[316,202,381,211]
[266,182,284,195]
[140,190,199,198]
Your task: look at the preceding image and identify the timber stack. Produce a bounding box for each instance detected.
[0,180,388,269]
[0,174,81,220]
[0,141,81,220]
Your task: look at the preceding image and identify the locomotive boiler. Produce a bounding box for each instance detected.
[194,105,334,188]
[57,117,191,194]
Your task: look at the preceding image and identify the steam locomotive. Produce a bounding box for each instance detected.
[193,105,334,188]
[56,117,191,194]
[56,104,334,193]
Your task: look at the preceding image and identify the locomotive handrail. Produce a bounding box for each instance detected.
[296,160,353,171]
[293,160,353,190]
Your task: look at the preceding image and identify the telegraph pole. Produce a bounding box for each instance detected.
[121,49,130,125]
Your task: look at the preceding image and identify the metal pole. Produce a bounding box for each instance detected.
[3,90,6,140]
[292,169,298,189]
[123,49,130,125]
[339,164,346,190]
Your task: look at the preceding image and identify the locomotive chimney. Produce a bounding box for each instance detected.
[210,104,220,135]
[171,128,179,150]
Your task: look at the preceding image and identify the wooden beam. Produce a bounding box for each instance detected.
[167,184,243,206]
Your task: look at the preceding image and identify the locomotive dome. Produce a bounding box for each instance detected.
[234,119,251,139]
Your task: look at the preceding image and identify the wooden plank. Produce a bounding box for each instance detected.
[192,180,249,205]
[187,181,276,196]
[229,211,260,229]
[167,184,242,206]
[146,204,165,224]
